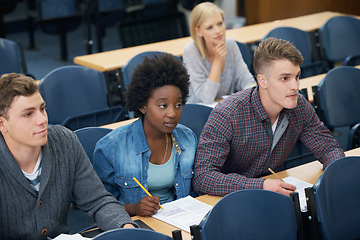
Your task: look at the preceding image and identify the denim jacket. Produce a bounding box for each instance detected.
[93,118,197,204]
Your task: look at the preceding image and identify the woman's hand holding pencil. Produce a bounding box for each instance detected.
[131,177,163,217]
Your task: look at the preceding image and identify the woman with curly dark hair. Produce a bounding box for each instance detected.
[93,53,197,217]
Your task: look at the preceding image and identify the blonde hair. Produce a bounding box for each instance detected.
[189,2,225,59]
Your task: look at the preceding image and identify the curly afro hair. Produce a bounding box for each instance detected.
[125,53,190,116]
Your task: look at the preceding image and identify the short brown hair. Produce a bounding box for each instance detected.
[253,37,304,76]
[190,2,225,59]
[0,73,38,118]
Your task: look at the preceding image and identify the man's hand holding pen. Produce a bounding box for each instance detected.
[264,168,296,196]
[263,178,297,197]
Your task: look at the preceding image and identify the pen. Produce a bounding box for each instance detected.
[268,168,285,182]
[133,177,163,209]
[80,227,100,234]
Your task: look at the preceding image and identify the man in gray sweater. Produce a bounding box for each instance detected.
[0,73,136,240]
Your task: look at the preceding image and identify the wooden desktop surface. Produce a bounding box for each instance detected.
[74,11,350,72]
[131,147,360,239]
[101,118,138,129]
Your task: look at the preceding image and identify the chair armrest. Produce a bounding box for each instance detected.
[62,105,128,131]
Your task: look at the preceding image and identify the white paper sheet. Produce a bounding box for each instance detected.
[51,233,91,240]
[152,196,213,232]
[283,176,312,212]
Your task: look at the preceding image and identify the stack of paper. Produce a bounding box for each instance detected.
[152,196,213,232]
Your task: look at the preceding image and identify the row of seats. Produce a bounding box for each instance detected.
[188,156,360,240]
[26,0,189,60]
[237,15,360,78]
[72,155,360,240]
[0,40,212,132]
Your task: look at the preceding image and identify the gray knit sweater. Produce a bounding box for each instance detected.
[183,38,256,104]
[0,125,135,240]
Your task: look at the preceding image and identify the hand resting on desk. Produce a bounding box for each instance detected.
[126,196,160,217]
[263,179,296,196]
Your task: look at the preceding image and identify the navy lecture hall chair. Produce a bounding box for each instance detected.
[313,66,360,150]
[93,228,173,240]
[27,0,82,60]
[74,127,112,163]
[39,65,128,131]
[179,103,213,140]
[191,189,302,240]
[121,51,181,91]
[0,37,32,77]
[263,27,327,78]
[84,0,126,53]
[117,0,188,48]
[235,41,253,73]
[305,156,360,240]
[318,16,360,67]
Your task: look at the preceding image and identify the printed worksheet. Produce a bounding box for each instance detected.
[152,196,213,232]
[51,233,90,240]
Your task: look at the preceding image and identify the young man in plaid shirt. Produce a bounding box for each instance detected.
[193,37,345,197]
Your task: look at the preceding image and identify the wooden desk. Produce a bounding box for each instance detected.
[101,117,138,129]
[74,11,351,72]
[299,65,360,103]
[226,11,348,44]
[299,72,326,103]
[131,147,360,239]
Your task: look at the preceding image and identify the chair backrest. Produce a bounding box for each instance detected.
[316,66,360,128]
[63,105,128,131]
[235,41,253,73]
[312,156,360,240]
[319,16,360,63]
[93,228,173,240]
[264,27,313,64]
[118,8,188,48]
[179,104,213,140]
[74,127,112,163]
[39,65,109,125]
[121,51,181,91]
[263,27,327,78]
[0,37,24,75]
[37,0,80,21]
[98,0,126,12]
[199,189,298,240]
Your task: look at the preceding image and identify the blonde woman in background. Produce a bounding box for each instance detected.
[183,2,255,104]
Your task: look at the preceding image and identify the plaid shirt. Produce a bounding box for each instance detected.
[193,87,345,196]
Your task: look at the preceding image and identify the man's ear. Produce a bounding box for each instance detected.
[257,74,267,89]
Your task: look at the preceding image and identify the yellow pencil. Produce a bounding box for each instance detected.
[81,227,100,234]
[133,177,163,209]
[268,168,285,182]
